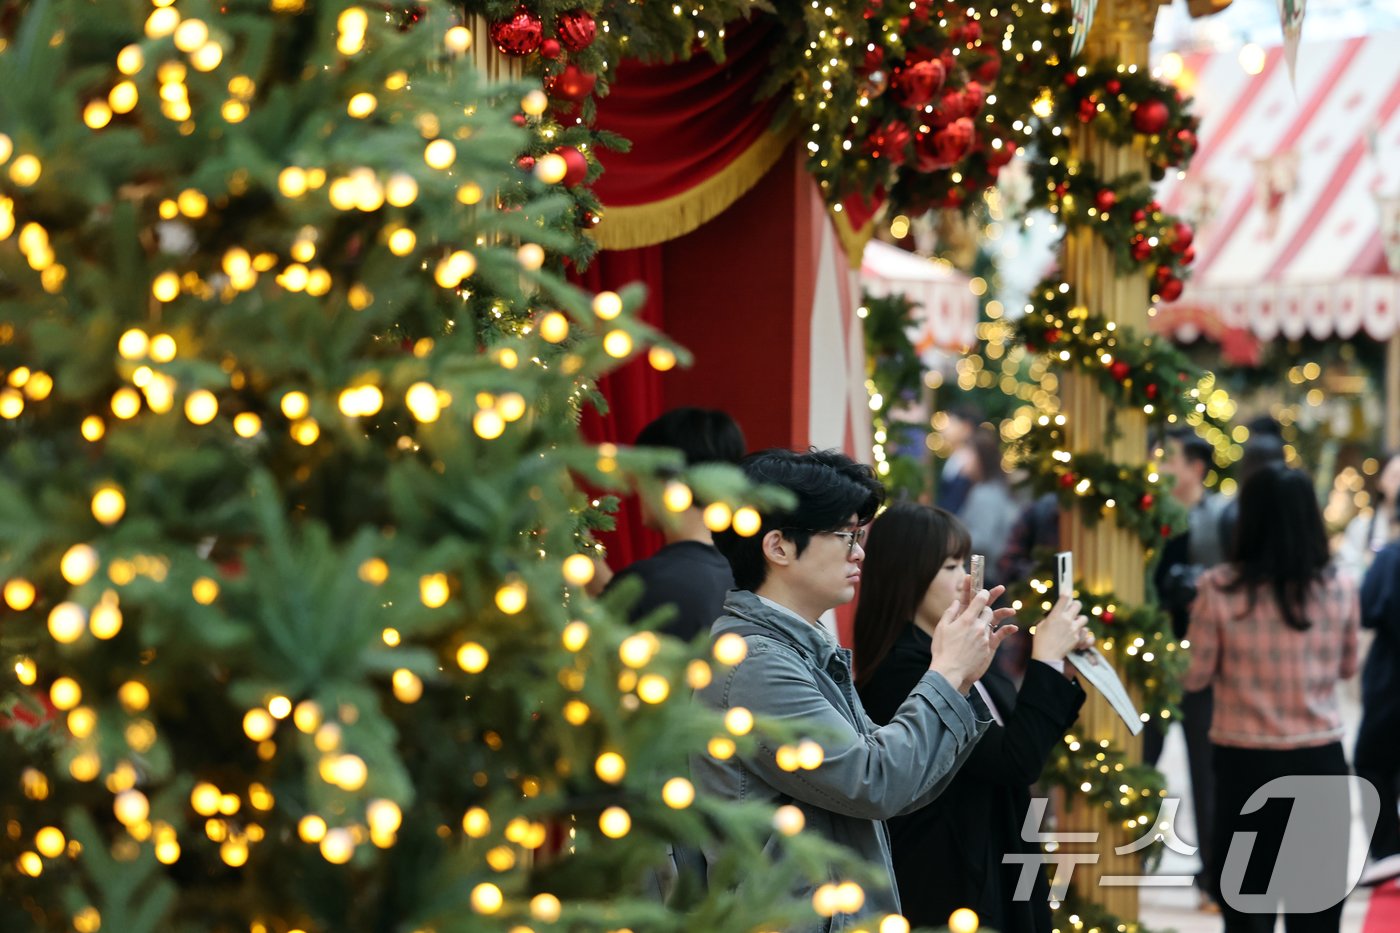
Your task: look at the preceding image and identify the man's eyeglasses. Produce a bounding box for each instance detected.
[822,528,867,557]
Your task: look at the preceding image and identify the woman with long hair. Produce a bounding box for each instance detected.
[1184,464,1359,933]
[854,502,1090,933]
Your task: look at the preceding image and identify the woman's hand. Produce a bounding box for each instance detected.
[929,585,1019,694]
[1031,594,1091,665]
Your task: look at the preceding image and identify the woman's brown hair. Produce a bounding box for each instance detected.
[853,502,970,687]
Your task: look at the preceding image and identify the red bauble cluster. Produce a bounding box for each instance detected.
[490,7,543,55]
[1130,99,1170,135]
[548,63,597,102]
[555,9,596,51]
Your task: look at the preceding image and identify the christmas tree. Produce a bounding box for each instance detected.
[0,2,881,931]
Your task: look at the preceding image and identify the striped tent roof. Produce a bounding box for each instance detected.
[1155,33,1400,343]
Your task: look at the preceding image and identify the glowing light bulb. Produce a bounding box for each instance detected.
[405,382,440,422]
[152,271,180,302]
[278,167,308,198]
[534,154,567,184]
[89,596,123,639]
[150,333,177,362]
[593,291,623,320]
[424,139,456,169]
[60,544,99,585]
[619,632,659,668]
[702,502,733,532]
[530,893,561,922]
[561,554,595,585]
[117,45,144,75]
[233,412,262,438]
[598,807,631,838]
[49,677,82,710]
[713,632,748,665]
[385,172,417,206]
[649,346,678,371]
[8,154,41,187]
[462,807,490,837]
[948,908,980,933]
[445,26,472,53]
[84,100,114,129]
[603,330,633,358]
[595,752,626,783]
[118,328,150,359]
[419,573,450,608]
[773,804,806,835]
[191,41,224,71]
[637,673,670,704]
[145,7,180,40]
[538,311,570,343]
[456,642,489,673]
[118,681,149,712]
[185,390,219,425]
[35,827,65,858]
[173,18,209,52]
[495,581,527,614]
[243,709,276,742]
[299,815,327,842]
[725,707,755,736]
[109,82,139,114]
[732,507,762,537]
[114,789,150,826]
[388,226,416,255]
[471,883,504,914]
[320,828,355,864]
[91,485,126,524]
[687,659,712,689]
[4,578,36,610]
[280,391,310,419]
[517,243,546,270]
[562,621,589,651]
[347,92,377,118]
[662,777,695,809]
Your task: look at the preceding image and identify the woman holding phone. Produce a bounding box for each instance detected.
[854,502,1091,933]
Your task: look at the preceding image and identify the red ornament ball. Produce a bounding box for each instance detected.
[1063,72,1079,87]
[540,38,562,59]
[1130,99,1170,135]
[490,8,544,56]
[512,114,527,126]
[919,116,974,171]
[555,9,597,52]
[975,53,1002,85]
[549,64,597,102]
[1060,472,1077,489]
[892,58,946,109]
[1182,245,1196,265]
[1131,208,1147,224]
[962,80,986,115]
[986,139,1017,168]
[1173,221,1194,250]
[516,155,536,172]
[1101,609,1116,624]
[1139,493,1155,510]
[1110,361,1131,381]
[1094,189,1118,212]
[1158,277,1184,302]
[1145,382,1159,400]
[1106,79,1122,94]
[557,146,589,187]
[1130,238,1152,261]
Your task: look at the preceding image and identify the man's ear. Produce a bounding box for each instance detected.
[761,529,793,567]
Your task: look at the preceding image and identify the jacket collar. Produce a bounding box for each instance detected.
[722,589,841,669]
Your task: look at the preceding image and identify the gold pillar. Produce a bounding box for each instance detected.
[1059,0,1165,922]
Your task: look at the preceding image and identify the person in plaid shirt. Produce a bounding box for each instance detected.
[1183,463,1359,933]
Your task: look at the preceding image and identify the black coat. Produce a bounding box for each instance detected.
[858,624,1086,933]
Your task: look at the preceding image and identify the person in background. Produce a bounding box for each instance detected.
[695,449,1018,931]
[1354,534,1400,887]
[956,428,1023,589]
[595,408,746,640]
[854,502,1090,933]
[935,405,982,515]
[1184,464,1359,933]
[1216,433,1287,557]
[1338,451,1400,583]
[1148,427,1230,909]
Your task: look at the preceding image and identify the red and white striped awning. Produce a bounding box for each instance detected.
[1155,33,1400,342]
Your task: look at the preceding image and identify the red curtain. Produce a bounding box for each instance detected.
[575,248,666,567]
[574,18,786,567]
[591,19,783,211]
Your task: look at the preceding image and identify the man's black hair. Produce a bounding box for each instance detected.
[1168,426,1213,471]
[1238,434,1286,483]
[634,408,746,467]
[714,449,886,592]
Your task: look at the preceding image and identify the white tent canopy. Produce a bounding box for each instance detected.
[860,239,978,361]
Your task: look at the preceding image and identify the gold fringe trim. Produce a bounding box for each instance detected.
[829,202,886,269]
[591,120,797,251]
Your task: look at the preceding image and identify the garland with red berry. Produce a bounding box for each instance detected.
[1017,279,1228,427]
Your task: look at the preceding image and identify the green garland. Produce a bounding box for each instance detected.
[861,291,930,498]
[1016,280,1231,428]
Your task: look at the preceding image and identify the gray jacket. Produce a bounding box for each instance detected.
[692,590,990,931]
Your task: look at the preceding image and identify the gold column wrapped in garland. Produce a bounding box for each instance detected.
[1058,0,1167,923]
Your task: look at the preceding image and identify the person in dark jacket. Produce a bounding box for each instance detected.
[596,407,745,640]
[1356,539,1400,886]
[853,502,1090,933]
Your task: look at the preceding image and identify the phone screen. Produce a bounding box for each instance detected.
[969,554,985,593]
[1056,551,1073,599]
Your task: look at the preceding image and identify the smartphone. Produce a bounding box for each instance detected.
[969,554,985,593]
[1055,551,1073,600]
